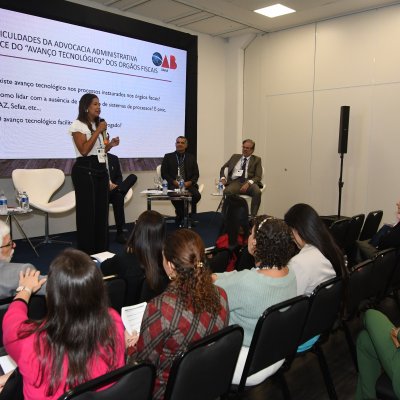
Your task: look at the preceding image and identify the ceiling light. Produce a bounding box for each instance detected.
[254,4,296,18]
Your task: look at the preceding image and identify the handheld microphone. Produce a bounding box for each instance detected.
[99,118,109,145]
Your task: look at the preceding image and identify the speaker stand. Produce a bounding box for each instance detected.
[337,152,345,219]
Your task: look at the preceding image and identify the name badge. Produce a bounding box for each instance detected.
[97,148,106,163]
[233,169,243,178]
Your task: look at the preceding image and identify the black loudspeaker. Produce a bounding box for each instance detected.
[338,105,350,154]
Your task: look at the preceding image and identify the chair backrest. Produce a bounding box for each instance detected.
[239,295,309,390]
[371,248,397,299]
[103,276,126,313]
[164,325,244,400]
[387,251,400,293]
[300,277,343,343]
[344,214,365,251]
[12,168,65,205]
[359,210,383,241]
[329,218,351,249]
[208,249,230,273]
[1,295,47,347]
[58,363,155,400]
[344,259,375,318]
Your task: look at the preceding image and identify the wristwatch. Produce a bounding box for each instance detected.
[16,286,32,295]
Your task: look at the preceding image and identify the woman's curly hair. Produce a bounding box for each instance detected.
[163,229,221,315]
[252,216,296,268]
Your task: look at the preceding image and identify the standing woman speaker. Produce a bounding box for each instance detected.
[69,93,120,255]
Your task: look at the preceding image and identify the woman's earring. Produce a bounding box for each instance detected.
[85,109,88,113]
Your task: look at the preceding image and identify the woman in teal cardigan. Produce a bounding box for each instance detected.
[356,309,400,399]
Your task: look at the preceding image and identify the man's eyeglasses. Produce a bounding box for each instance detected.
[0,240,14,249]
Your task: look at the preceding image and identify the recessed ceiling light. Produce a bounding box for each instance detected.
[254,4,296,18]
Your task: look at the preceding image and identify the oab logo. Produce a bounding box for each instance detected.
[152,52,177,70]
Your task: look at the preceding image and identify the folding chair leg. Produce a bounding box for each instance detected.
[314,345,337,400]
[274,371,291,400]
[342,322,358,372]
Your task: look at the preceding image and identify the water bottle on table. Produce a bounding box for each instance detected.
[21,191,30,211]
[162,179,168,195]
[178,178,185,194]
[0,191,7,215]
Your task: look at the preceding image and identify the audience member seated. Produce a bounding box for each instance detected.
[356,309,400,399]
[0,220,45,304]
[213,195,250,271]
[213,217,297,385]
[127,229,229,400]
[357,199,400,260]
[107,152,137,244]
[284,203,346,295]
[1,248,126,399]
[101,210,168,305]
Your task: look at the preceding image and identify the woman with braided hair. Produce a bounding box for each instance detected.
[127,228,229,400]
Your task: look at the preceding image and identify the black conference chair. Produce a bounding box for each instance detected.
[341,259,375,371]
[294,277,344,400]
[58,363,155,400]
[376,372,397,400]
[329,218,351,250]
[344,214,365,268]
[164,325,243,400]
[234,295,309,397]
[0,294,47,348]
[208,249,230,273]
[385,251,400,311]
[359,210,383,241]
[103,275,126,314]
[371,248,397,302]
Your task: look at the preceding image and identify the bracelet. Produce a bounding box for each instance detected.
[16,286,32,295]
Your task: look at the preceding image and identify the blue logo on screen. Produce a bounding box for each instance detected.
[152,52,163,66]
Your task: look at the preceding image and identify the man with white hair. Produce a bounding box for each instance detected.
[0,220,37,300]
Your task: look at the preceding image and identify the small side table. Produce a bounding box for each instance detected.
[141,190,193,228]
[1,208,39,257]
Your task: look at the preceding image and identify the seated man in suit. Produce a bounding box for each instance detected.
[357,199,400,260]
[107,153,137,244]
[220,139,263,217]
[0,220,44,303]
[161,136,201,225]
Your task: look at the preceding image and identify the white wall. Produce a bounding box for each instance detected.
[243,5,400,222]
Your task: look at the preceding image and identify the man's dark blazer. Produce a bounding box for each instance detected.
[161,151,199,189]
[378,221,400,250]
[220,154,263,186]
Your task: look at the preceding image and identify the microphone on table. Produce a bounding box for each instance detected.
[99,118,109,145]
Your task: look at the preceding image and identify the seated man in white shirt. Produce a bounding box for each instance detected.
[219,139,263,217]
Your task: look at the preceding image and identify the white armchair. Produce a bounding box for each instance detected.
[12,168,75,247]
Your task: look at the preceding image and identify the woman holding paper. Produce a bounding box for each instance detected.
[2,248,126,399]
[127,229,229,400]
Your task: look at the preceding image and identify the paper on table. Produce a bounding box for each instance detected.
[121,302,147,335]
[91,251,115,263]
[0,355,17,374]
